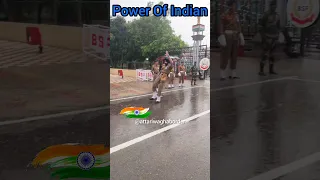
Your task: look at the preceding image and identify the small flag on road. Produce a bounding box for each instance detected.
[120,107,151,118]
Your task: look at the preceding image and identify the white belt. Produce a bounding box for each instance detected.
[225,30,238,34]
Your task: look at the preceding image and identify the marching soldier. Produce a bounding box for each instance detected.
[150,51,173,103]
[259,0,280,76]
[151,61,159,82]
[178,61,186,87]
[218,0,245,80]
[190,62,198,86]
[168,67,175,88]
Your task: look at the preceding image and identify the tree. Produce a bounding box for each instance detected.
[110,1,188,66]
[110,16,132,67]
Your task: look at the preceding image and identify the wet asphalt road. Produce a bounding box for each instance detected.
[110,86,210,180]
[3,56,320,179]
[0,85,210,180]
[211,78,320,180]
[209,54,320,180]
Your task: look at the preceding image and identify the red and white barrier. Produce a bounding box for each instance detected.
[82,24,110,61]
[136,69,153,81]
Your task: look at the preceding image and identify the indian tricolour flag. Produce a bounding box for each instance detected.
[32,144,110,179]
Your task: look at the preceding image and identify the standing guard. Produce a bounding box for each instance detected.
[218,0,245,80]
[259,0,280,76]
[190,62,198,86]
[178,61,186,87]
[168,67,175,88]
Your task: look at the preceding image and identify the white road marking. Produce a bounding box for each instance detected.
[212,76,297,92]
[0,76,296,126]
[0,86,205,126]
[291,77,320,83]
[110,85,204,102]
[0,106,108,126]
[247,151,320,180]
[110,110,210,154]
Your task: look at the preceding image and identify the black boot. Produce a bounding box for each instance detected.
[269,64,277,74]
[259,62,266,76]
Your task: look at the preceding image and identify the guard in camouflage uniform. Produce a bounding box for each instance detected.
[190,62,198,86]
[259,0,280,76]
[150,51,173,103]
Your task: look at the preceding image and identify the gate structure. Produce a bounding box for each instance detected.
[180,45,209,79]
[155,45,208,78]
[82,24,110,61]
[180,45,208,68]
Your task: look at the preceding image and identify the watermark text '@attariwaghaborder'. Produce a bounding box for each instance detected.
[135,119,185,125]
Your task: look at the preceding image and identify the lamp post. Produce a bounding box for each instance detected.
[144,58,150,69]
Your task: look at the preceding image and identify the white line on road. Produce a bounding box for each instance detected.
[0,86,206,126]
[212,76,297,92]
[0,76,294,126]
[247,151,320,180]
[110,110,210,154]
[110,85,204,102]
[0,106,109,126]
[290,77,320,83]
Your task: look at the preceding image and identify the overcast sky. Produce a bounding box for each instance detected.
[110,0,210,47]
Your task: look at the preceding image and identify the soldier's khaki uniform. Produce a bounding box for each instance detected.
[168,68,175,88]
[219,11,242,80]
[151,64,159,82]
[178,64,186,87]
[151,63,173,102]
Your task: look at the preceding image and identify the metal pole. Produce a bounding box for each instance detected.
[53,0,58,24]
[37,1,42,24]
[78,0,82,25]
